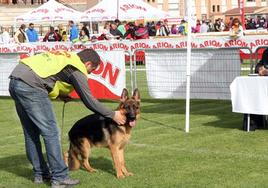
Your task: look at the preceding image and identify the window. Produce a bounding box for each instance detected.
[212,5,215,12]
[217,5,220,12]
[202,14,207,21]
[168,0,179,3]
[246,0,255,2]
[157,4,163,9]
[169,3,178,9]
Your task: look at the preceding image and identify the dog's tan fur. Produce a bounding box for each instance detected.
[64,88,140,178]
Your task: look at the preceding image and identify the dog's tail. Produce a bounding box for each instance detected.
[66,142,81,171]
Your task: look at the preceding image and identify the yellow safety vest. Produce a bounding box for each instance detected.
[20,51,88,99]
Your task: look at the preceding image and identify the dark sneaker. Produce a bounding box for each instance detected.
[51,178,80,188]
[34,175,51,184]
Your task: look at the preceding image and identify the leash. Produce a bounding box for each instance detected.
[61,101,67,155]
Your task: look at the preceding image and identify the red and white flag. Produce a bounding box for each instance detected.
[70,50,126,100]
[238,0,245,29]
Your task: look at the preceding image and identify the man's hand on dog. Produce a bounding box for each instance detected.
[113,111,126,125]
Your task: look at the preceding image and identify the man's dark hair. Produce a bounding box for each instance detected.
[20,24,26,29]
[114,19,120,24]
[77,48,100,68]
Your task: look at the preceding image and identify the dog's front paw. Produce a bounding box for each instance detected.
[63,152,69,167]
[125,172,133,177]
[87,168,98,173]
[116,174,125,179]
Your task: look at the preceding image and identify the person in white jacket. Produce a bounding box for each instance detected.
[0,27,11,44]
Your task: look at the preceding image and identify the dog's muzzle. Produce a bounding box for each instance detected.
[126,114,136,127]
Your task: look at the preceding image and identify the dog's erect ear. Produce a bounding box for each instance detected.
[132,88,140,102]
[121,88,129,102]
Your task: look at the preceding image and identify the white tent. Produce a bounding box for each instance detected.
[15,0,83,23]
[82,0,170,21]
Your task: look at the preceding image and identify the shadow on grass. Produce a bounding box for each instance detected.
[0,155,115,179]
[80,156,115,175]
[0,154,32,180]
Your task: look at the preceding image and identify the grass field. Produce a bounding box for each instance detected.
[1,68,268,188]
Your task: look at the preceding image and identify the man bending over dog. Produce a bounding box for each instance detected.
[8,49,126,188]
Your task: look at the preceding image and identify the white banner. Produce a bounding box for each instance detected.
[0,35,267,54]
[0,50,125,99]
[0,54,20,96]
[145,49,241,99]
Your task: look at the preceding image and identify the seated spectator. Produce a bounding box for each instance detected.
[159,19,170,36]
[54,29,62,41]
[246,18,257,30]
[242,48,268,131]
[81,23,90,38]
[90,35,98,42]
[97,34,109,40]
[256,16,266,29]
[135,23,149,40]
[110,22,123,39]
[114,19,127,36]
[155,21,161,36]
[200,20,209,33]
[214,19,221,32]
[58,24,68,41]
[73,29,89,43]
[14,24,28,44]
[147,21,156,36]
[194,20,201,33]
[177,20,188,35]
[170,24,178,34]
[123,22,136,40]
[26,23,38,42]
[219,19,226,31]
[0,27,11,44]
[229,18,244,38]
[255,48,268,76]
[43,26,60,42]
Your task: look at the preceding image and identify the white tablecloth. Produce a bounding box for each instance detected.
[230,76,268,115]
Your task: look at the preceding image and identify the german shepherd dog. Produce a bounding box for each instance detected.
[64,88,140,179]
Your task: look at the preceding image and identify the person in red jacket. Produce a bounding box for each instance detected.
[43,26,60,42]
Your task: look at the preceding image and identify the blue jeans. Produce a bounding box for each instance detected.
[9,78,69,182]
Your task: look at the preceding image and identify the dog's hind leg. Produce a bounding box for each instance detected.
[80,138,97,173]
[68,144,81,171]
[118,149,133,177]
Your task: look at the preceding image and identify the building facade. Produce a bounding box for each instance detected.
[147,0,268,21]
[0,0,89,6]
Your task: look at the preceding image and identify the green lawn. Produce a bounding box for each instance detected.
[1,68,268,188]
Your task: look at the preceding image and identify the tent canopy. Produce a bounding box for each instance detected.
[15,0,83,23]
[82,0,170,21]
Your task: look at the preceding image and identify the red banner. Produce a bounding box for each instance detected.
[238,0,245,29]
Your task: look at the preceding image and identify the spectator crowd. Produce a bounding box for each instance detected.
[0,15,268,44]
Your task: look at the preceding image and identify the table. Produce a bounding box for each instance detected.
[230,76,268,131]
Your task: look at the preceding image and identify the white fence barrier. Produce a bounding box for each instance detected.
[141,48,251,100]
[0,53,25,96]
